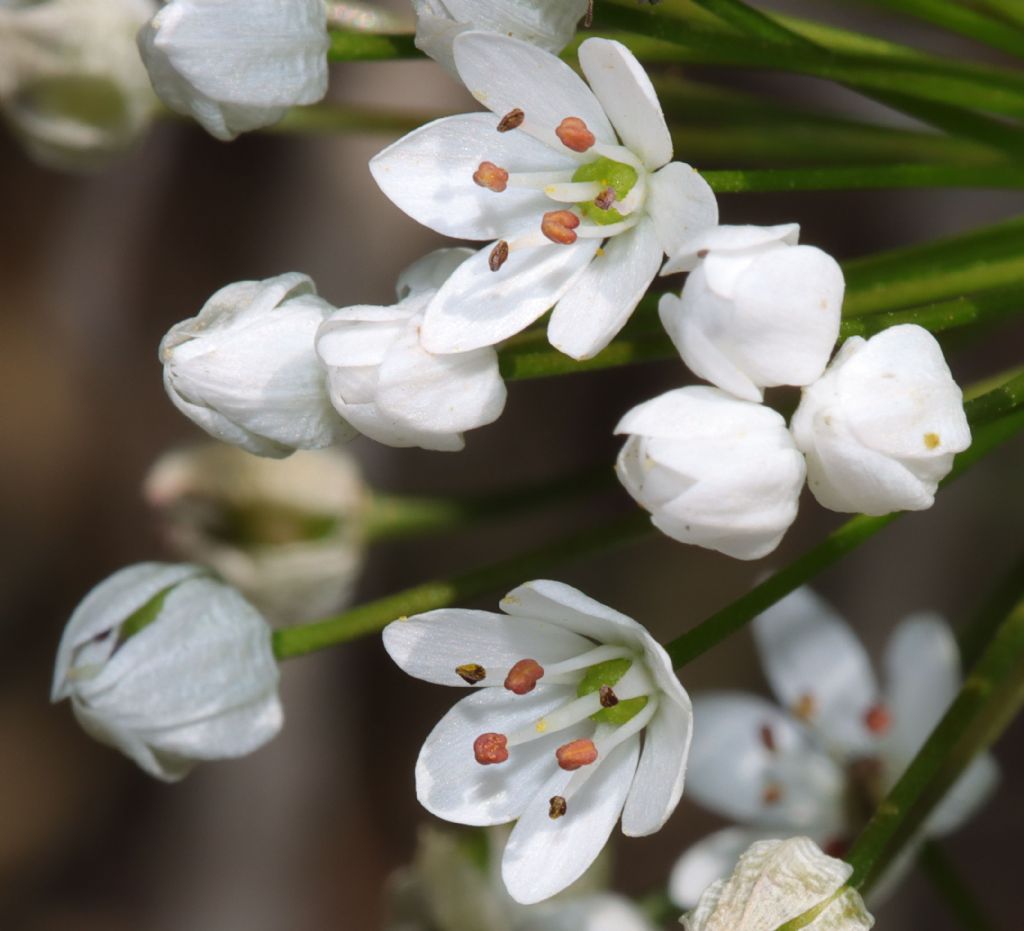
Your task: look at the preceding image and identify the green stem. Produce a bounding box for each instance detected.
[690,0,815,46]
[328,30,419,61]
[703,163,1024,193]
[273,102,429,136]
[918,841,997,931]
[960,551,1024,669]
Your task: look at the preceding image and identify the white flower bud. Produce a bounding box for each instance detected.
[615,387,806,560]
[144,443,368,623]
[316,248,507,452]
[791,325,971,515]
[51,563,282,781]
[137,0,329,141]
[683,837,874,931]
[660,225,844,403]
[0,0,157,170]
[160,272,354,458]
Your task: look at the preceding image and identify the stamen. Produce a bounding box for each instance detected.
[594,187,617,211]
[542,645,634,677]
[556,116,596,153]
[505,658,545,695]
[549,796,567,819]
[455,663,486,684]
[793,692,816,721]
[599,685,618,708]
[473,732,509,765]
[541,210,580,245]
[473,161,509,193]
[497,108,525,133]
[864,703,891,735]
[591,141,644,171]
[489,240,509,272]
[556,738,598,771]
[760,723,777,752]
[574,217,639,239]
[542,181,604,203]
[762,782,784,805]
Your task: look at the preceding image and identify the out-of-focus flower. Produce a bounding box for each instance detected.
[51,562,282,781]
[382,580,692,904]
[137,0,329,141]
[0,0,157,169]
[370,33,717,359]
[144,443,368,622]
[659,224,844,402]
[316,248,507,451]
[411,0,590,74]
[669,587,998,909]
[682,837,874,931]
[791,324,970,515]
[615,386,806,560]
[160,272,354,458]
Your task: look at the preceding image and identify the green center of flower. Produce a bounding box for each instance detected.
[577,657,649,725]
[572,157,638,225]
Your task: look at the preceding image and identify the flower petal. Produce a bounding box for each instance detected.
[396,247,475,299]
[645,162,719,265]
[662,223,799,276]
[670,827,779,909]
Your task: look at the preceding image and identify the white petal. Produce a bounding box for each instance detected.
[548,218,661,360]
[647,162,720,264]
[421,238,599,353]
[670,828,779,909]
[615,385,778,438]
[523,893,656,931]
[435,0,589,55]
[923,753,999,835]
[316,305,412,369]
[383,609,593,687]
[72,701,190,782]
[663,223,799,276]
[578,38,671,170]
[396,247,475,299]
[501,732,640,904]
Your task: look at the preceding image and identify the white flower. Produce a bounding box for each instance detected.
[0,0,157,170]
[143,443,368,622]
[51,562,282,781]
[791,324,971,515]
[370,33,718,360]
[669,588,998,909]
[411,0,590,74]
[160,272,354,458]
[382,580,693,904]
[137,0,329,141]
[615,386,806,560]
[316,248,507,451]
[659,224,844,402]
[682,836,874,931]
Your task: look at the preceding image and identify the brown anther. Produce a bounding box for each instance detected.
[549,795,568,819]
[793,692,816,721]
[593,187,617,211]
[504,658,545,695]
[696,249,709,259]
[864,703,892,735]
[473,161,509,192]
[541,210,580,245]
[555,116,596,153]
[556,738,599,771]
[489,240,510,272]
[823,837,849,859]
[759,723,777,752]
[456,663,486,684]
[473,732,509,765]
[497,108,525,133]
[599,685,618,708]
[761,782,783,806]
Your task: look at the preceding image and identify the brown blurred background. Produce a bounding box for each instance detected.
[1,2,1023,929]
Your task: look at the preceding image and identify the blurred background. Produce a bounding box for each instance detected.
[1,1,1022,928]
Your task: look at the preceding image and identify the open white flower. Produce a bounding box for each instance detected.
[670,588,998,909]
[791,324,970,515]
[411,0,590,74]
[160,272,354,458]
[0,0,157,170]
[682,837,873,931]
[370,32,718,359]
[316,248,507,451]
[51,562,282,781]
[659,224,844,402]
[137,0,329,141]
[615,386,806,560]
[382,580,692,904]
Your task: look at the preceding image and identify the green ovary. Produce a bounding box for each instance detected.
[572,157,638,225]
[577,657,649,725]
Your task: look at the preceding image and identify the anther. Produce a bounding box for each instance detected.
[505,658,544,694]
[555,116,595,153]
[823,837,849,859]
[593,187,617,211]
[497,108,525,133]
[473,161,509,192]
[599,685,618,708]
[541,210,580,245]
[793,692,816,721]
[762,782,783,805]
[489,240,510,272]
[697,249,709,259]
[924,432,940,449]
[759,723,776,752]
[549,795,567,819]
[473,732,509,765]
[864,703,891,735]
[556,738,598,771]
[456,663,486,684]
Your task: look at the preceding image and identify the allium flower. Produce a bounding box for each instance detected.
[682,837,874,931]
[382,580,693,904]
[137,0,329,141]
[144,443,368,622]
[51,562,282,781]
[0,0,157,170]
[160,272,354,458]
[659,224,844,402]
[791,324,970,515]
[370,33,719,359]
[615,386,806,560]
[411,0,590,74]
[669,588,997,909]
[316,248,507,451]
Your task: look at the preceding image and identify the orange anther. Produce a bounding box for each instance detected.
[504,658,545,695]
[762,782,783,805]
[556,738,598,771]
[541,210,580,245]
[473,732,509,765]
[555,116,595,153]
[473,161,509,192]
[864,703,891,735]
